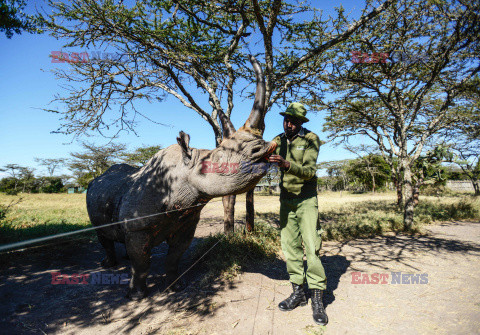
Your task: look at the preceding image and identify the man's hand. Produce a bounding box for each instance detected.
[268,155,290,170]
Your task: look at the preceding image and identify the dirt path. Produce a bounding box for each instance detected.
[1,219,479,334]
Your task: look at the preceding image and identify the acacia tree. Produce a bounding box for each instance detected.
[455,150,480,195]
[0,0,39,38]
[317,160,351,191]
[442,93,480,195]
[18,166,36,193]
[0,163,25,191]
[410,145,451,204]
[122,145,162,167]
[262,164,280,194]
[34,157,66,176]
[318,0,480,229]
[69,142,127,187]
[344,144,390,193]
[40,0,392,232]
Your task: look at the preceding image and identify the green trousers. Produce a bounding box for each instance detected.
[280,196,327,290]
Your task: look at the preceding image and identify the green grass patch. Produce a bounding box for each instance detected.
[191,221,281,285]
[320,200,405,241]
[414,198,480,224]
[0,193,92,245]
[319,197,480,241]
[1,192,478,259]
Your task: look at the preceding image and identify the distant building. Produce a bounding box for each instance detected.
[445,180,475,192]
[254,182,280,193]
[67,186,87,194]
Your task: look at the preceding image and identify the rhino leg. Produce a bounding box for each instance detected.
[123,244,130,260]
[125,231,152,300]
[165,217,199,292]
[97,234,118,268]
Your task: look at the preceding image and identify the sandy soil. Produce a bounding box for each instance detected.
[1,201,479,334]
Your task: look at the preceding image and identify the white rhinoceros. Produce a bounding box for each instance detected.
[86,56,276,299]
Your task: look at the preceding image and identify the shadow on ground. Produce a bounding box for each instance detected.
[1,221,479,334]
[0,235,238,334]
[327,223,480,272]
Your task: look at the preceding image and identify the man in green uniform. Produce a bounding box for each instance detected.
[268,102,328,326]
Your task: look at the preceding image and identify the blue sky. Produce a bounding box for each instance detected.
[0,0,368,178]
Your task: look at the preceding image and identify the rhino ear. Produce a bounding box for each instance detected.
[177,131,192,163]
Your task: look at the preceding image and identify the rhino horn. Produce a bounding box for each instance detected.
[240,55,266,136]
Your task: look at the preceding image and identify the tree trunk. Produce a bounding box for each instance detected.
[372,173,376,193]
[222,195,236,233]
[396,182,403,207]
[413,184,420,206]
[413,173,424,207]
[402,165,415,231]
[392,169,403,208]
[471,179,480,196]
[246,189,255,232]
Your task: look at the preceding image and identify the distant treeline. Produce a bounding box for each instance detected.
[0,143,162,195]
[0,176,65,195]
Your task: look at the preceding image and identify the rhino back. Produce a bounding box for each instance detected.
[86,164,139,227]
[115,145,198,233]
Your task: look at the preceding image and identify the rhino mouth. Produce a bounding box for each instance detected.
[261,141,277,161]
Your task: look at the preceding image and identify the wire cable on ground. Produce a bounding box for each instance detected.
[119,233,228,332]
[0,199,224,254]
[0,235,95,255]
[1,197,240,332]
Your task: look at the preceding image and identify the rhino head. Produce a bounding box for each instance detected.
[176,56,276,198]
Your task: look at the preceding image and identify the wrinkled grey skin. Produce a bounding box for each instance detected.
[86,56,275,299]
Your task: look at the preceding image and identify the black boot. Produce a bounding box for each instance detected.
[278,283,307,311]
[311,289,328,325]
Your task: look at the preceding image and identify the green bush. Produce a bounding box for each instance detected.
[420,184,452,197]
[414,199,479,224]
[5,189,19,196]
[0,204,8,221]
[0,177,17,193]
[322,208,406,241]
[39,177,64,193]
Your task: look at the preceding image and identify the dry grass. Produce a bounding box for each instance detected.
[1,191,478,285]
[0,193,90,244]
[202,192,400,218]
[0,193,89,223]
[191,220,280,286]
[1,191,479,245]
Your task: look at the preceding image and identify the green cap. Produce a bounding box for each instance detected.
[279,102,309,122]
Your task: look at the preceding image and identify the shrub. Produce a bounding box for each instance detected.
[0,204,8,221]
[414,198,479,224]
[39,177,64,193]
[191,221,280,284]
[420,184,452,197]
[5,189,19,196]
